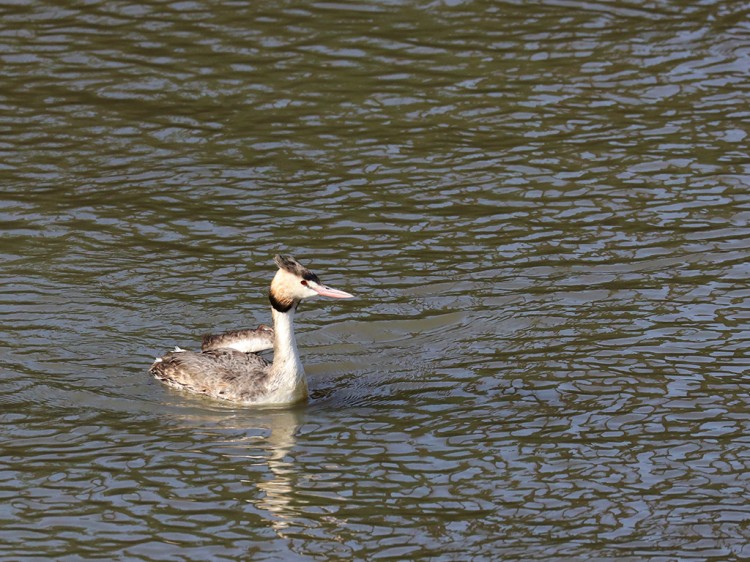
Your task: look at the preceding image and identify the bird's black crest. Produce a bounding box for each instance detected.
[273,254,320,283]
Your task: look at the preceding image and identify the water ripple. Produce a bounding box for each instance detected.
[2,0,750,559]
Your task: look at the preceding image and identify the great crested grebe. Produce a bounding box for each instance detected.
[150,255,353,406]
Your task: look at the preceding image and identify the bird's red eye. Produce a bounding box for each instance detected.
[301,280,308,286]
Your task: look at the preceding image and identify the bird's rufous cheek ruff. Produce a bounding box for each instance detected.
[269,288,297,313]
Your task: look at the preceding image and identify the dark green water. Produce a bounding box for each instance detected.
[2,1,750,559]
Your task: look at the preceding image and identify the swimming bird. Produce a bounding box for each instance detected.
[150,255,353,406]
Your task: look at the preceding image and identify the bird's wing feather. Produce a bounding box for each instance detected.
[150,348,270,402]
[201,325,274,353]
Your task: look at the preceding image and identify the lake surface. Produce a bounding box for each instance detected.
[2,0,750,559]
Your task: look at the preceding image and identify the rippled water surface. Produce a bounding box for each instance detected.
[2,1,750,559]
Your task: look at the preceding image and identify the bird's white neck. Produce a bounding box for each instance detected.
[269,306,308,402]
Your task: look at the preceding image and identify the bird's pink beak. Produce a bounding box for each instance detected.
[308,281,354,299]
